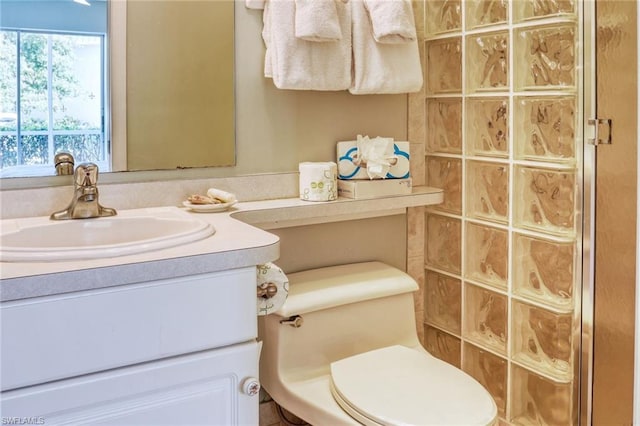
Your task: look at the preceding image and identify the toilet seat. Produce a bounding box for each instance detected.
[330,345,497,426]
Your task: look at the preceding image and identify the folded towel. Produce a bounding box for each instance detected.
[265,0,351,90]
[364,0,417,44]
[246,0,265,10]
[350,0,423,94]
[295,0,342,42]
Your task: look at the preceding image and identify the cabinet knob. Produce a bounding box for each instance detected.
[241,377,261,396]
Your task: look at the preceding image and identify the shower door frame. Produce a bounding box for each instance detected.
[579,0,596,424]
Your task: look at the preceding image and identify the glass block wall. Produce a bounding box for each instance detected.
[422,1,582,424]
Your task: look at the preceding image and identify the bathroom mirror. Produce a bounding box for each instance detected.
[0,0,235,179]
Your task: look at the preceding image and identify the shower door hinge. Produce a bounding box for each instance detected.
[587,118,613,146]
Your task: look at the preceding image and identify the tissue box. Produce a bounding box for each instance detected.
[338,178,412,199]
[336,141,410,180]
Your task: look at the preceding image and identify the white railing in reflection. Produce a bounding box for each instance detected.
[0,129,107,178]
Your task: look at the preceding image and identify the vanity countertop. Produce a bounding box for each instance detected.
[0,186,442,302]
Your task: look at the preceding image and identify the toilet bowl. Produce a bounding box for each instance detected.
[259,262,497,426]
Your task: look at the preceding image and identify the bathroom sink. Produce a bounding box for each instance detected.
[0,207,215,262]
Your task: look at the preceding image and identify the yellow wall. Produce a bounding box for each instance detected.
[121,1,409,175]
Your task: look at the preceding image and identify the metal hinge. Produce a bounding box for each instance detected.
[587,118,613,146]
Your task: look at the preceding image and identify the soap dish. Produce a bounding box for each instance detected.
[182,200,237,213]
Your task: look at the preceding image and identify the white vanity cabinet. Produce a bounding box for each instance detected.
[1,267,261,425]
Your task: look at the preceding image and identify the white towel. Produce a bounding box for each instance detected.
[364,0,417,44]
[295,0,342,42]
[265,0,351,91]
[350,0,423,94]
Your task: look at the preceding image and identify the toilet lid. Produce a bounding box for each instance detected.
[330,345,497,426]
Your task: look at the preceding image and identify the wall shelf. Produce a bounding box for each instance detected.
[232,186,443,230]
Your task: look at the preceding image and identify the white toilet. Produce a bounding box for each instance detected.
[259,261,498,426]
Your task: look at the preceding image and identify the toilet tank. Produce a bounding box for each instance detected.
[259,262,421,382]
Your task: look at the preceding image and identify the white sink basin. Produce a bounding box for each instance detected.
[0,207,215,262]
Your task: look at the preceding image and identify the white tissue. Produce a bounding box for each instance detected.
[299,162,338,201]
[355,135,396,179]
[257,263,289,316]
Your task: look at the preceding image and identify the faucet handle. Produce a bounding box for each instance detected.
[74,163,99,187]
[54,152,74,176]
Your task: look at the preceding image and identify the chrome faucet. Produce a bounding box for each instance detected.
[50,163,117,220]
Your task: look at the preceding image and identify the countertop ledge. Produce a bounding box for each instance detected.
[1,186,443,302]
[231,186,442,229]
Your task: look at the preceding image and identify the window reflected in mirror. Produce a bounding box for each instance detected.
[0,0,108,178]
[0,0,236,180]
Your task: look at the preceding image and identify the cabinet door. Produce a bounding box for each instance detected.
[1,341,259,426]
[1,267,256,391]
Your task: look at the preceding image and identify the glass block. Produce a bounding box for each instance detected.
[426,37,462,94]
[510,365,574,425]
[513,0,576,22]
[466,97,509,157]
[424,325,461,368]
[466,160,509,223]
[465,223,508,289]
[513,233,576,310]
[426,98,462,154]
[463,342,507,417]
[426,213,461,274]
[512,301,573,381]
[514,166,576,236]
[465,0,507,29]
[514,96,577,163]
[426,0,461,35]
[425,270,461,334]
[426,157,462,214]
[463,283,507,354]
[466,31,508,92]
[514,24,577,91]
